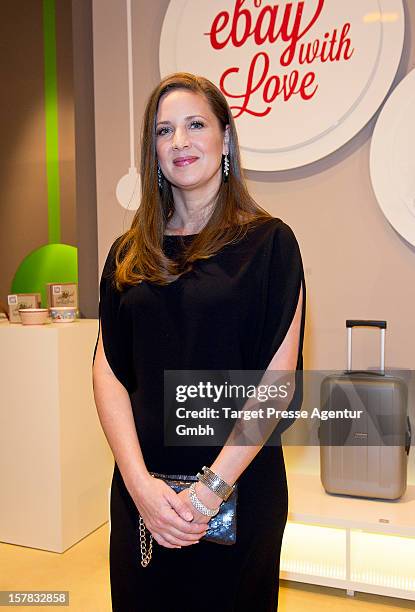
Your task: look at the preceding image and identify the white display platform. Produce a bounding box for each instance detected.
[0,319,114,553]
[282,472,415,601]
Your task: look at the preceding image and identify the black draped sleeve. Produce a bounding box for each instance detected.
[261,220,306,370]
[257,220,306,440]
[92,237,135,392]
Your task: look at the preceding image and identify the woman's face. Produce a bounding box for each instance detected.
[155,89,229,193]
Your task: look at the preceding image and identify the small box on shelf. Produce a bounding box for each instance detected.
[46,283,78,309]
[7,294,42,323]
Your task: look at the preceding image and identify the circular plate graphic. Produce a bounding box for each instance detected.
[370,69,415,246]
[160,0,404,170]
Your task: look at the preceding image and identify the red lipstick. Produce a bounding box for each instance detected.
[173,156,199,167]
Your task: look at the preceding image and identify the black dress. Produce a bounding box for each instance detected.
[94,216,306,612]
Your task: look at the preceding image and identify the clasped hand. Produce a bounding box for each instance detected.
[135,476,217,549]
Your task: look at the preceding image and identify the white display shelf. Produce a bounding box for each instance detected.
[281,472,415,600]
[0,319,114,553]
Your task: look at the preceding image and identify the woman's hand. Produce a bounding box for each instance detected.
[132,475,209,549]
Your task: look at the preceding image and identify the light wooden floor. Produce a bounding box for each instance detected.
[0,524,413,611]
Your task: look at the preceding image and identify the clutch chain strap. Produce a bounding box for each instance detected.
[139,514,153,567]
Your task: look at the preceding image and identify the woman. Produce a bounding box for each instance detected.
[92,72,306,611]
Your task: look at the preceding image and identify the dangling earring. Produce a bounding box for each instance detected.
[222,153,230,183]
[157,162,163,191]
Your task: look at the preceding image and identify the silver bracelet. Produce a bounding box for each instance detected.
[196,465,236,501]
[189,482,220,517]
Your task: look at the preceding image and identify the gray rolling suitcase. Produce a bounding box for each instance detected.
[319,320,411,500]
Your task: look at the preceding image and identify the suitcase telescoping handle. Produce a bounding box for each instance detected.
[346,320,387,374]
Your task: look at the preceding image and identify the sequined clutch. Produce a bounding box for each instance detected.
[151,472,237,544]
[138,472,237,567]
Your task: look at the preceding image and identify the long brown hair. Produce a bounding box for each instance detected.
[113,72,272,289]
